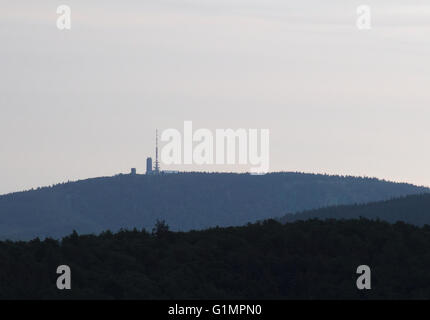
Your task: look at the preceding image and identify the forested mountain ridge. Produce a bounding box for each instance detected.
[2,218,430,299]
[0,172,427,240]
[280,193,430,226]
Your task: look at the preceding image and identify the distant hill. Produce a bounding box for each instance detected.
[280,193,430,225]
[2,218,430,299]
[0,172,427,240]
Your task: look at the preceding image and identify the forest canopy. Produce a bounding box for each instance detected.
[1,218,430,299]
[0,172,427,240]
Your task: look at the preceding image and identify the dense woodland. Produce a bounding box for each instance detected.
[0,172,427,240]
[281,193,430,226]
[1,218,430,299]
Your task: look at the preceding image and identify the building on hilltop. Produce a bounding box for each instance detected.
[145,129,178,175]
[146,157,153,175]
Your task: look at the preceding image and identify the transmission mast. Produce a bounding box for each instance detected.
[154,129,160,174]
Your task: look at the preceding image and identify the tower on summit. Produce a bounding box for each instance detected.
[146,157,152,175]
[154,129,160,174]
[146,130,160,175]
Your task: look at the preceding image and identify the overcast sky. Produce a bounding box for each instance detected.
[1,0,430,194]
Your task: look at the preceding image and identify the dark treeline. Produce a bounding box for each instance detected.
[2,218,430,299]
[281,193,430,226]
[0,172,427,240]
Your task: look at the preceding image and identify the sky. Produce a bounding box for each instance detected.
[1,0,430,194]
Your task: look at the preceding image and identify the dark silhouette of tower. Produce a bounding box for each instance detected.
[146,157,152,175]
[154,129,160,174]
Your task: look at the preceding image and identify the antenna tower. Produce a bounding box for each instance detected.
[154,129,160,174]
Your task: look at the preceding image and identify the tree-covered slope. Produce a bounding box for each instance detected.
[280,193,430,225]
[0,172,427,240]
[2,219,430,299]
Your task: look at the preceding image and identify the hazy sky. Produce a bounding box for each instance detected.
[1,0,430,194]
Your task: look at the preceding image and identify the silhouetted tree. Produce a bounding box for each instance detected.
[152,219,169,237]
